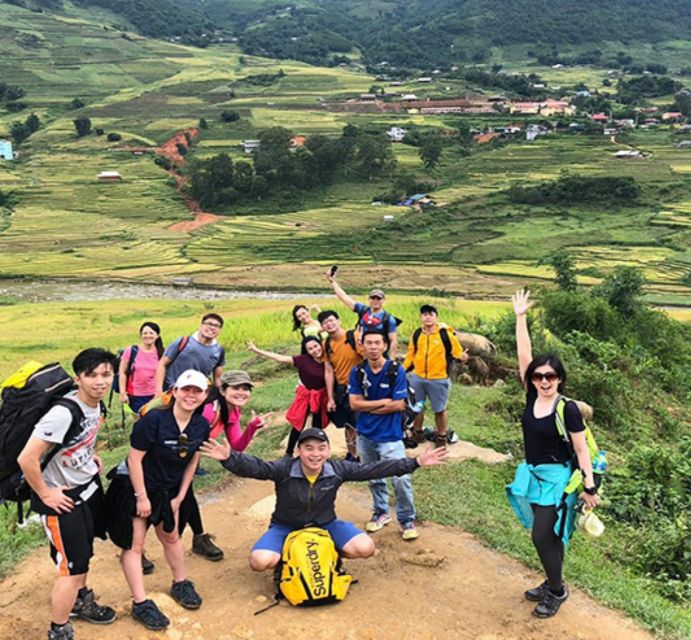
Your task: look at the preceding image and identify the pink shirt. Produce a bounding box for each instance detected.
[203,403,262,452]
[122,346,159,396]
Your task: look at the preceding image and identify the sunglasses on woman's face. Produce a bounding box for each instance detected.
[178,432,189,458]
[531,371,559,383]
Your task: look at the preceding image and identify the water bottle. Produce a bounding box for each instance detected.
[593,450,608,475]
[412,400,425,414]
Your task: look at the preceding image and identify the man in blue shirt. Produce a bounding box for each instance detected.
[348,331,420,540]
[328,273,398,357]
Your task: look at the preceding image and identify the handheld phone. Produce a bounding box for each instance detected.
[329,265,339,277]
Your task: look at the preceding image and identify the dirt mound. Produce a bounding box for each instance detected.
[157,127,198,166]
[169,212,224,232]
[0,466,652,640]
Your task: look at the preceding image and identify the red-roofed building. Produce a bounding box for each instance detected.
[661,112,684,121]
[590,113,609,123]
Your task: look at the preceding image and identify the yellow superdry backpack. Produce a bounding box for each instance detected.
[256,527,352,613]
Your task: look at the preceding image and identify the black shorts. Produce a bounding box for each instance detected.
[37,481,105,576]
[328,383,356,429]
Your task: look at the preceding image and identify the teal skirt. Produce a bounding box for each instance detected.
[506,461,578,545]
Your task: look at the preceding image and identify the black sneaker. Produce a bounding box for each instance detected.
[533,586,569,618]
[132,599,170,631]
[524,580,549,602]
[192,533,224,561]
[170,579,202,610]
[48,622,74,640]
[142,553,155,575]
[70,589,117,624]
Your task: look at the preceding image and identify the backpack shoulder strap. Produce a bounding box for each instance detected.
[125,345,138,379]
[386,360,400,395]
[324,336,333,358]
[40,398,85,471]
[345,330,357,352]
[412,328,422,354]
[217,346,225,369]
[168,335,190,366]
[553,395,572,446]
[439,328,454,374]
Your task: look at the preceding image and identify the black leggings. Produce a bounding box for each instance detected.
[531,504,564,591]
[286,411,322,456]
[178,485,203,536]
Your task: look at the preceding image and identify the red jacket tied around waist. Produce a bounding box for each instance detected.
[285,385,330,431]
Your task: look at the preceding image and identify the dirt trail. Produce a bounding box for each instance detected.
[0,441,652,640]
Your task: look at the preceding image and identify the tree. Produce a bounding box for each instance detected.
[595,266,645,315]
[9,122,29,145]
[355,133,395,180]
[71,97,85,109]
[253,127,293,185]
[107,132,122,142]
[199,117,208,129]
[73,116,92,137]
[25,113,40,134]
[220,110,240,123]
[542,251,577,291]
[188,153,235,208]
[419,136,443,170]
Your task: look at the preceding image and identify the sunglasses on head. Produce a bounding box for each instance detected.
[178,432,189,458]
[531,371,559,383]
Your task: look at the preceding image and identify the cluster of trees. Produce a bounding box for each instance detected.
[234,70,285,87]
[616,75,683,104]
[9,112,40,144]
[0,80,27,113]
[508,175,640,205]
[187,125,396,210]
[459,68,546,98]
[489,263,690,602]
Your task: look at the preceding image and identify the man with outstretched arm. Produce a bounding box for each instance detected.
[326,271,398,358]
[18,348,118,640]
[201,428,446,571]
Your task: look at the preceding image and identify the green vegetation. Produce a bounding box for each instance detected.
[508,175,641,205]
[0,287,688,637]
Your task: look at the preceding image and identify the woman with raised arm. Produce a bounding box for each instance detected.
[507,289,599,619]
[247,336,329,456]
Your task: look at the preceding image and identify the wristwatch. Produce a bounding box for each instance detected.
[584,485,598,496]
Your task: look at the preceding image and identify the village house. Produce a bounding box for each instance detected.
[416,77,432,83]
[661,112,684,122]
[386,127,407,142]
[590,113,610,123]
[0,139,13,161]
[614,150,642,158]
[242,139,261,154]
[360,93,377,101]
[97,171,122,182]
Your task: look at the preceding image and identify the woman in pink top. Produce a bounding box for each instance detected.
[202,370,272,450]
[119,321,164,413]
[176,369,271,563]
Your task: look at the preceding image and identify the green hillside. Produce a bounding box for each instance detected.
[0,0,689,305]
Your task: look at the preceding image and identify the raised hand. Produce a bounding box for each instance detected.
[246,340,257,352]
[417,445,449,467]
[200,439,231,461]
[511,288,533,316]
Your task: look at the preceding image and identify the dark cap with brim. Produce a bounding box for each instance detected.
[297,428,329,444]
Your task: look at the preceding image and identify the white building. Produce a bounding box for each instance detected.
[0,139,13,161]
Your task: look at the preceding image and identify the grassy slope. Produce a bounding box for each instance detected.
[0,297,688,639]
[0,3,689,304]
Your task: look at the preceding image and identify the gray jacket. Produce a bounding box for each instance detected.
[222,452,418,527]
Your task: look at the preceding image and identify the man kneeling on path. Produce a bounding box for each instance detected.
[403,304,466,447]
[201,428,446,572]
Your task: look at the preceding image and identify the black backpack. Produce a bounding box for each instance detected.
[408,327,459,376]
[0,363,84,521]
[111,345,139,395]
[324,330,358,359]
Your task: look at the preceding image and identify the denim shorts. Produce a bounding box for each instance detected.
[409,374,451,413]
[252,519,363,555]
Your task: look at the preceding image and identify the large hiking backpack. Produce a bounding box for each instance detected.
[262,527,352,611]
[408,326,461,376]
[0,362,84,520]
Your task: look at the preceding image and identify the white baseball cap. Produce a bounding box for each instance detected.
[174,369,210,391]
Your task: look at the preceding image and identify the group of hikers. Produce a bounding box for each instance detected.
[10,271,602,640]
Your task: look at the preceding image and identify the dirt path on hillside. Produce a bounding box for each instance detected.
[0,446,652,640]
[151,128,225,233]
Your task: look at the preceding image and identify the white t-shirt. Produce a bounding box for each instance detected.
[31,391,102,489]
